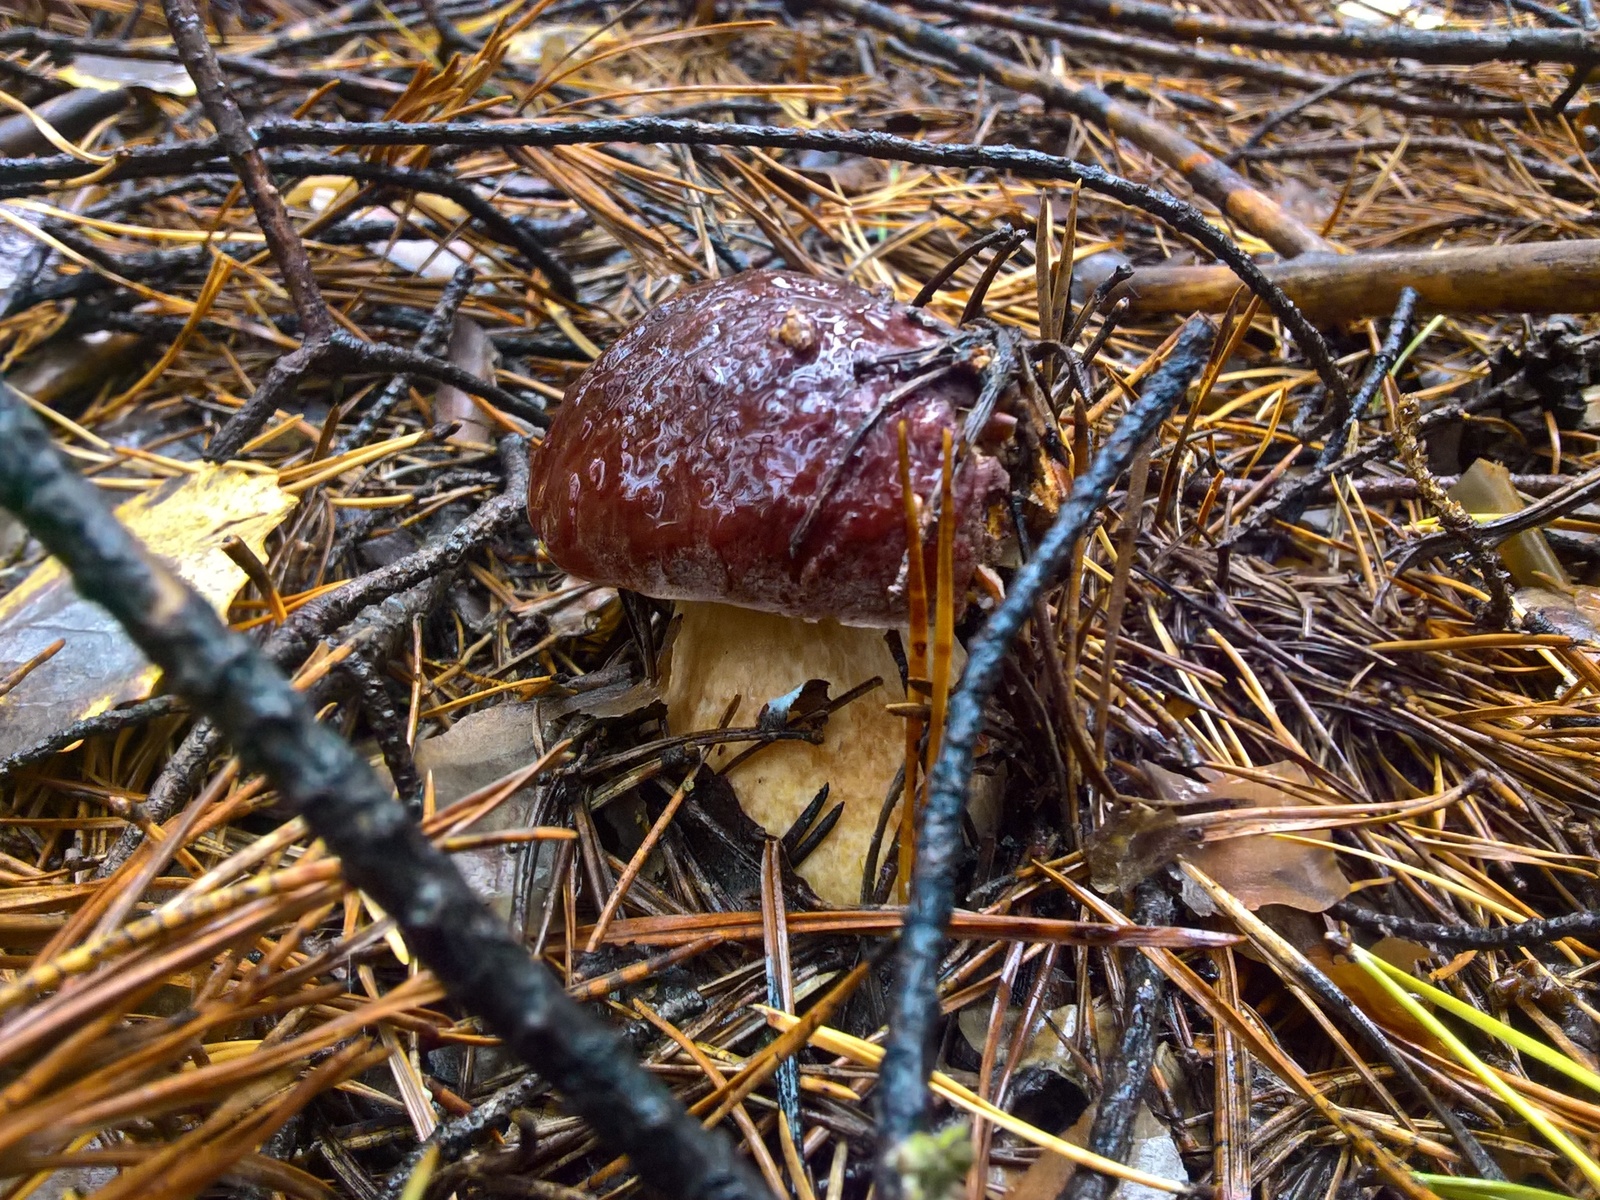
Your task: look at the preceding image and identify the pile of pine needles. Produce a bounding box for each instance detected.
[2,1,1600,1199]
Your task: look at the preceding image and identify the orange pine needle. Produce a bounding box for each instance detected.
[924,430,957,813]
[897,421,930,903]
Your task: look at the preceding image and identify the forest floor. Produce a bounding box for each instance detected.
[1,2,1600,1199]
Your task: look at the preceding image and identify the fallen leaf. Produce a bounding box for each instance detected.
[0,465,295,758]
[1001,1099,1184,1200]
[503,25,616,70]
[412,701,548,915]
[1149,762,1352,913]
[56,55,195,96]
[1307,936,1439,1046]
[1085,803,1195,894]
[7,331,146,418]
[538,674,659,723]
[1515,587,1597,641]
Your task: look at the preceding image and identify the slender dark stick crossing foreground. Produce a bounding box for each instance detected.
[0,380,767,1200]
[874,316,1216,1198]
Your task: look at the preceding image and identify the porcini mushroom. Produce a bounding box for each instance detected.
[527,270,1009,905]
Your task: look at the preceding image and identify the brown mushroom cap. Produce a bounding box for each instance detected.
[528,270,1008,625]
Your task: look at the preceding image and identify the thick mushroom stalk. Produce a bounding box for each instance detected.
[661,601,904,907]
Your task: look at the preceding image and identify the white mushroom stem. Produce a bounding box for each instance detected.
[660,600,907,907]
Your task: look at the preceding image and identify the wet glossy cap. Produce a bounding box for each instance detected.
[527,270,1007,625]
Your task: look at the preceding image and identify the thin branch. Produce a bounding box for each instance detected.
[0,382,768,1200]
[873,316,1216,1198]
[0,116,1349,402]
[1051,0,1600,65]
[1333,901,1600,948]
[1062,881,1172,1200]
[161,0,333,340]
[908,0,1530,119]
[824,0,1335,257]
[336,263,474,455]
[1317,286,1419,464]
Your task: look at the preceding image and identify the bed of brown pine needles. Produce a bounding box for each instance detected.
[2,2,1600,1199]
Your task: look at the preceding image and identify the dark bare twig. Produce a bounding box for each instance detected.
[912,225,1018,308]
[271,119,1349,401]
[1217,369,1534,553]
[7,151,577,298]
[1552,60,1595,113]
[381,1073,546,1200]
[0,381,767,1200]
[824,0,1335,258]
[268,442,528,669]
[343,646,424,806]
[264,151,575,298]
[1223,69,1391,165]
[419,0,478,55]
[158,3,557,465]
[1235,136,1599,196]
[874,317,1216,1199]
[1051,0,1600,64]
[0,117,1349,398]
[1062,881,1172,1200]
[1195,472,1578,502]
[0,694,184,783]
[96,719,217,877]
[205,328,543,462]
[1333,900,1600,948]
[337,264,475,454]
[1317,287,1419,465]
[960,227,1028,324]
[160,0,332,341]
[0,115,1350,399]
[204,340,322,463]
[1507,0,1582,27]
[329,336,541,423]
[913,0,1531,119]
[1066,264,1134,348]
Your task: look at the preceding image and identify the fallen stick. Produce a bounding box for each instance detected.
[919,0,1528,120]
[823,0,1335,258]
[0,380,768,1200]
[1113,239,1600,320]
[1051,0,1600,66]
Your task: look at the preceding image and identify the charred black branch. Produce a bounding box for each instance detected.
[0,384,766,1200]
[1334,900,1600,948]
[873,316,1216,1198]
[204,328,543,462]
[1051,0,1600,64]
[337,263,474,454]
[1317,286,1419,466]
[1062,881,1172,1200]
[0,694,185,784]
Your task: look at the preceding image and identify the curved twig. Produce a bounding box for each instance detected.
[1389,459,1600,577]
[2,118,1350,403]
